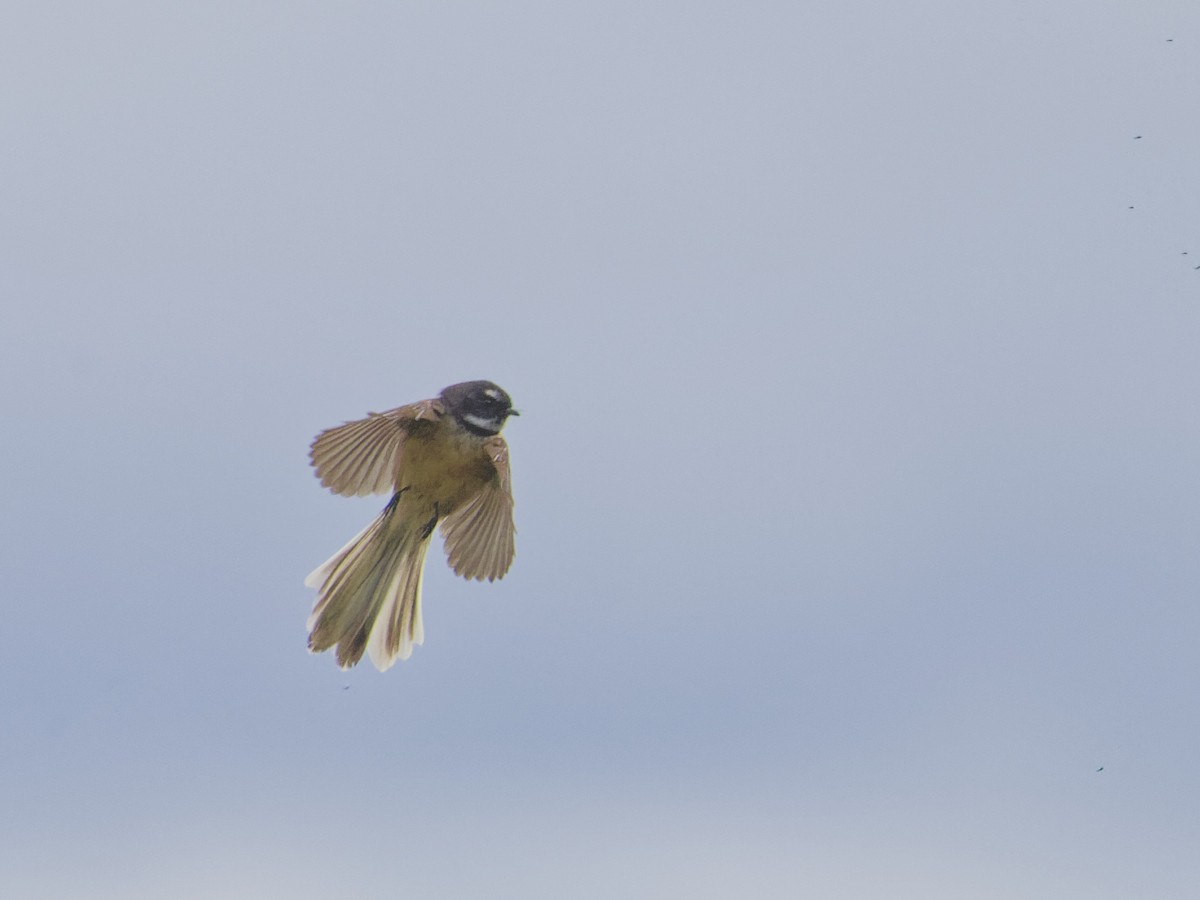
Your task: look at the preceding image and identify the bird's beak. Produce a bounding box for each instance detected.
[508,409,521,417]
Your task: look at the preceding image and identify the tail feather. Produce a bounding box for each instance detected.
[366,541,428,669]
[306,494,433,670]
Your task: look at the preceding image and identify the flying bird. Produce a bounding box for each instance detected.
[305,381,519,670]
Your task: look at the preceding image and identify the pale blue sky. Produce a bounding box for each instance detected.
[4,2,1200,897]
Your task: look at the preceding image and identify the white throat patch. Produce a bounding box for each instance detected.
[462,412,500,433]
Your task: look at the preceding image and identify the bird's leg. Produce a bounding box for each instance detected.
[418,502,439,540]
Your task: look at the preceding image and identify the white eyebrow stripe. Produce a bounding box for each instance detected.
[483,388,502,401]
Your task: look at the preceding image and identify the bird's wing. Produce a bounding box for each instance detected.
[309,398,443,496]
[439,435,516,581]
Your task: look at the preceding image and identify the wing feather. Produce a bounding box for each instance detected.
[439,436,516,581]
[309,399,442,496]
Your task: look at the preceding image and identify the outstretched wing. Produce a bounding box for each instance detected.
[309,399,443,496]
[439,435,516,581]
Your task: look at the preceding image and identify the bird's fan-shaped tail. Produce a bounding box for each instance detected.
[305,494,431,671]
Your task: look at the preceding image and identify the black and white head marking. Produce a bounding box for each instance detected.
[439,380,518,437]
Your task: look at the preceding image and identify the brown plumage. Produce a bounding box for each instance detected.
[305,382,518,670]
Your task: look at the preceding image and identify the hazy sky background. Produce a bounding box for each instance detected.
[4,2,1200,897]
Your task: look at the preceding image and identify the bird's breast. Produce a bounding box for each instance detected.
[395,424,496,513]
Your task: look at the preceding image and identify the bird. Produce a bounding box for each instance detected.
[305,380,519,670]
